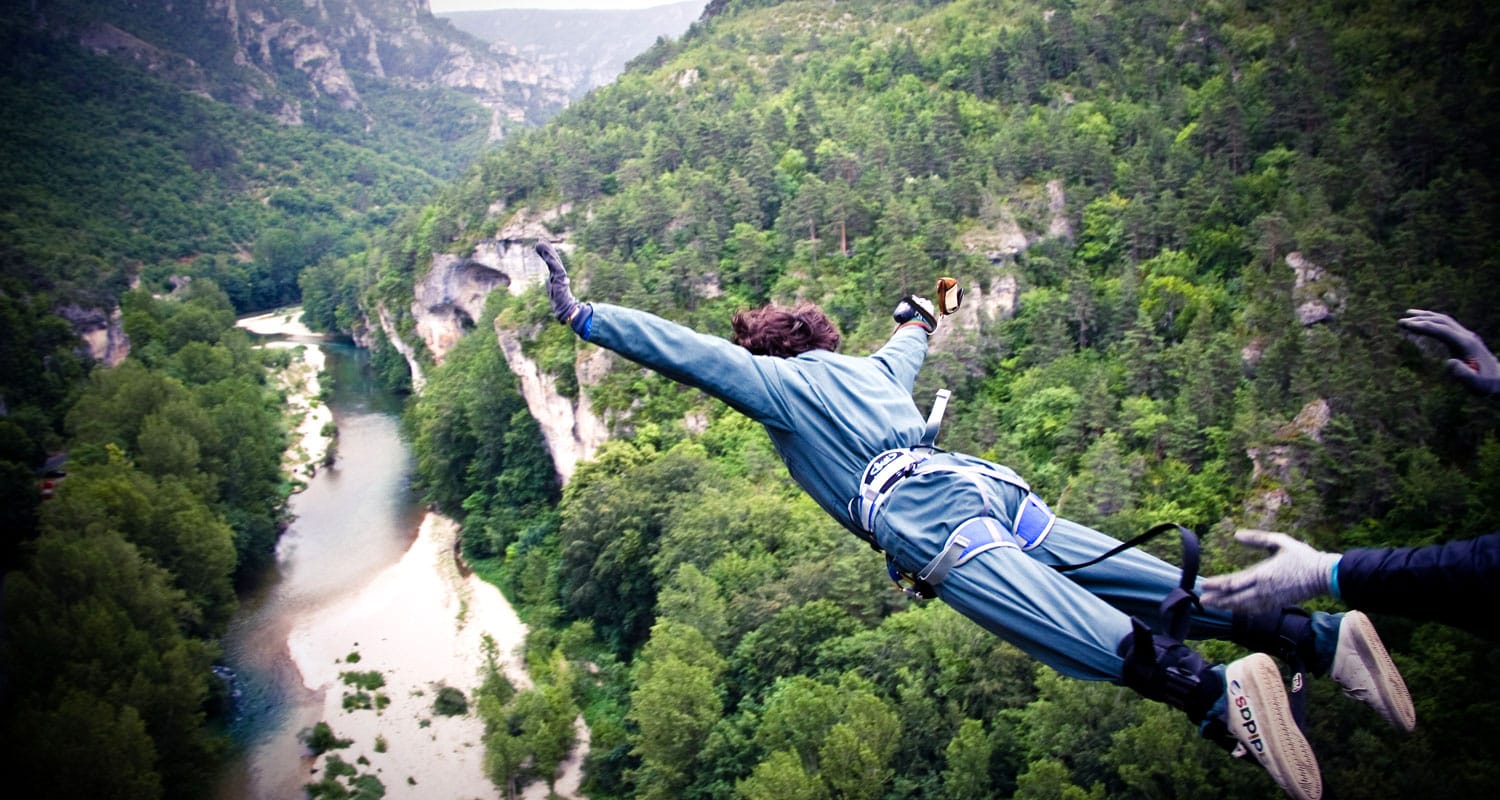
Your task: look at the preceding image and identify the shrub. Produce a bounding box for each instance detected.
[432,685,468,716]
[300,721,352,755]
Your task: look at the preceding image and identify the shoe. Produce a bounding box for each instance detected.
[1224,653,1322,800]
[1330,610,1415,732]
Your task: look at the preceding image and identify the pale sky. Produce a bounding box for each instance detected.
[431,0,693,11]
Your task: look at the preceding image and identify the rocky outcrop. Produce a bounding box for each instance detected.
[930,274,1020,348]
[1047,179,1074,240]
[376,304,426,393]
[400,214,607,484]
[964,180,1072,268]
[439,1,703,98]
[1287,251,1345,326]
[78,23,214,99]
[409,239,547,363]
[59,305,129,367]
[1242,253,1347,368]
[495,325,608,485]
[1242,398,1332,529]
[412,253,507,363]
[244,6,363,111]
[408,206,569,363]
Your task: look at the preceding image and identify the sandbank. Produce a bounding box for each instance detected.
[288,513,534,798]
[236,307,333,480]
[239,307,318,337]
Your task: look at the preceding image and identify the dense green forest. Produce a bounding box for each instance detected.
[300,0,1500,797]
[0,1,542,796]
[6,0,1500,797]
[0,281,289,797]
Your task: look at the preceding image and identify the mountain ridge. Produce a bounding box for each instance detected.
[441,0,704,97]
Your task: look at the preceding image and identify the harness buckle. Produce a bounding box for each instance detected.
[850,448,929,533]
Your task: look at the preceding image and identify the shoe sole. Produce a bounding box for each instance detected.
[1227,653,1322,800]
[1338,610,1416,732]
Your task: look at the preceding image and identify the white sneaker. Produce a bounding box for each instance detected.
[1225,653,1322,800]
[1330,610,1416,732]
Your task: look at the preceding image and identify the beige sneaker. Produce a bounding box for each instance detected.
[1330,610,1416,732]
[1225,653,1322,800]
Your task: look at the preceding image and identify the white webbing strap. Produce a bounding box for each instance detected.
[917,517,1018,587]
[920,389,951,447]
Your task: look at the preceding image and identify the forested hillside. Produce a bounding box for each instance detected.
[0,2,571,796]
[302,0,1500,797]
[1,283,290,797]
[0,0,567,568]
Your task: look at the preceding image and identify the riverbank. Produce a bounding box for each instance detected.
[236,308,332,483]
[288,512,531,798]
[230,307,588,799]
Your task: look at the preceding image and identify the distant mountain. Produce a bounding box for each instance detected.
[21,0,570,142]
[0,0,579,411]
[440,1,704,97]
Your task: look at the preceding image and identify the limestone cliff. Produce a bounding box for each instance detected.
[494,324,609,485]
[375,304,427,393]
[43,0,569,140]
[440,1,703,98]
[1242,398,1333,529]
[58,305,130,367]
[402,207,604,483]
[408,206,564,363]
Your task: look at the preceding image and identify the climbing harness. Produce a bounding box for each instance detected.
[849,388,1056,597]
[848,387,1204,637]
[846,389,958,538]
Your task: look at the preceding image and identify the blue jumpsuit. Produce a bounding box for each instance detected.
[581,303,1237,681]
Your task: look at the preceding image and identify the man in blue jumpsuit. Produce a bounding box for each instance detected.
[536,242,1410,800]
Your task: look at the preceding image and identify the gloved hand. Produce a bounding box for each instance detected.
[1199,529,1341,613]
[893,295,937,334]
[1399,308,1500,396]
[535,241,582,325]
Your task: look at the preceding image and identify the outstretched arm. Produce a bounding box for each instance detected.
[1203,528,1500,638]
[874,295,937,392]
[536,242,793,429]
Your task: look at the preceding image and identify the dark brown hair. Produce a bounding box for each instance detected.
[731,303,841,357]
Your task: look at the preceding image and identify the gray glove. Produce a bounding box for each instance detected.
[535,241,581,324]
[1199,529,1341,613]
[893,295,937,334]
[1399,308,1500,395]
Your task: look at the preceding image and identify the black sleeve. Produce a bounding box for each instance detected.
[1337,533,1500,640]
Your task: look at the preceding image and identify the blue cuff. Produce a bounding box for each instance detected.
[570,304,594,339]
[1329,556,1343,603]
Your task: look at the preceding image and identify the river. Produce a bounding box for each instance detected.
[216,315,540,799]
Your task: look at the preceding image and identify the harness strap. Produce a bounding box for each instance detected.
[919,389,951,448]
[918,518,1016,586]
[1053,522,1203,640]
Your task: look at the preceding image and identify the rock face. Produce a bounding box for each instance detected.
[410,240,548,364]
[402,214,605,484]
[375,304,427,393]
[408,205,568,363]
[439,1,703,98]
[59,305,129,367]
[495,325,608,485]
[46,0,569,140]
[1242,398,1332,528]
[1287,251,1345,326]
